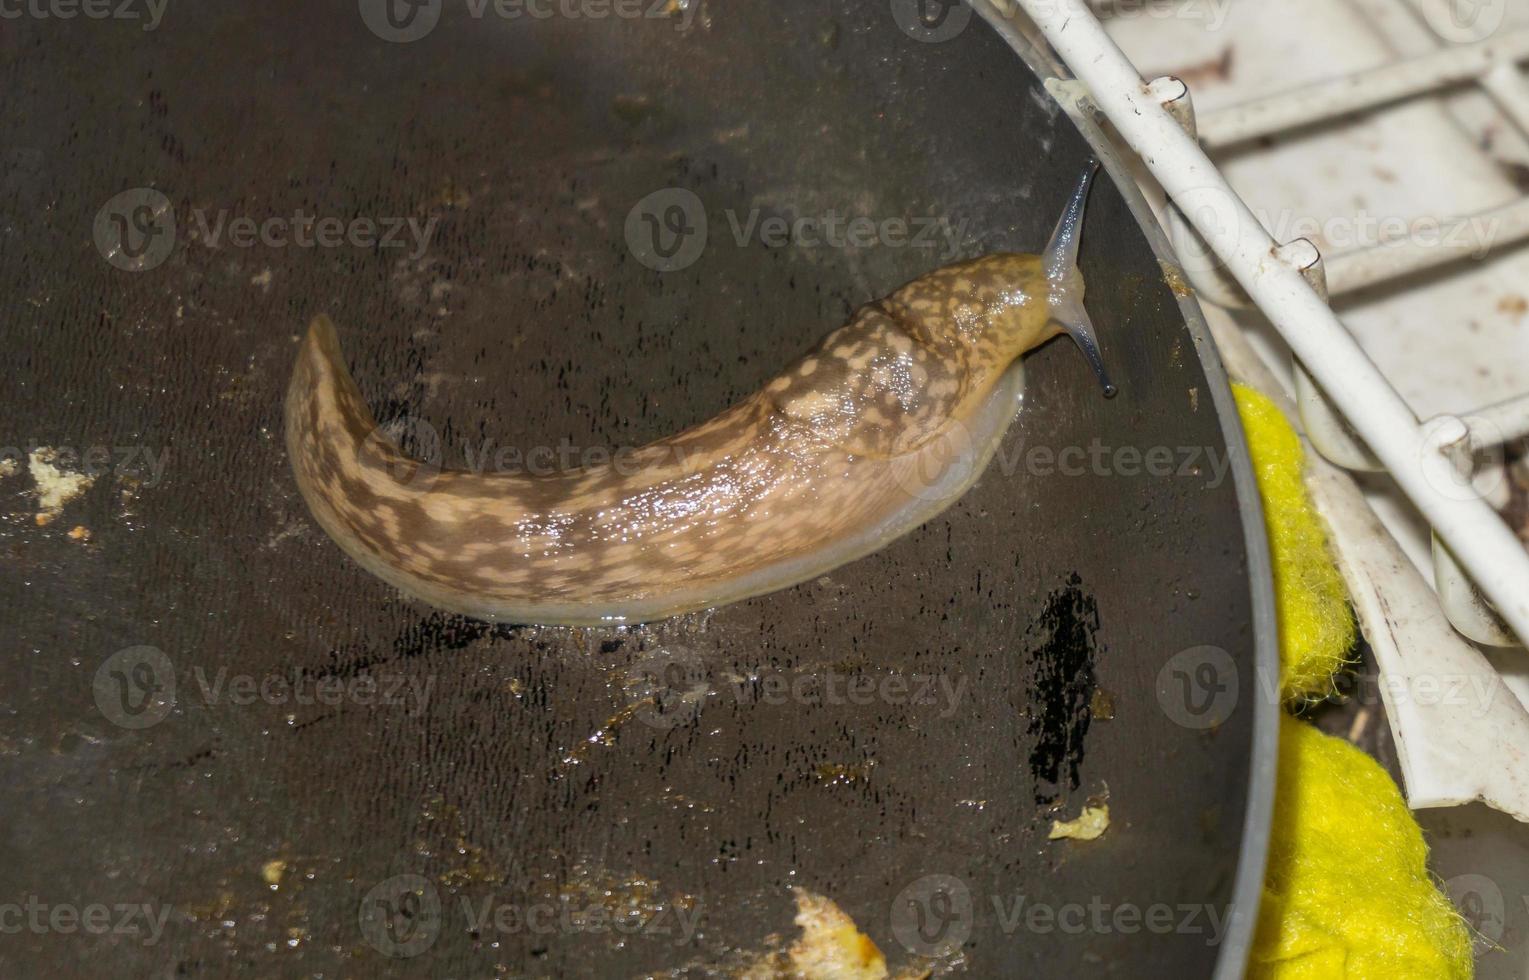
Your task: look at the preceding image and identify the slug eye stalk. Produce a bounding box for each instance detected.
[1043,162,1116,398]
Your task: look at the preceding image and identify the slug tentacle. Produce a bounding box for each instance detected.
[285,164,1114,625]
[1043,162,1116,398]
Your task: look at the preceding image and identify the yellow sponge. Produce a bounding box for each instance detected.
[1231,382,1470,978]
[1232,383,1356,702]
[1249,714,1473,978]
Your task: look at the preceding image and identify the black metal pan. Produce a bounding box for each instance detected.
[0,2,1275,976]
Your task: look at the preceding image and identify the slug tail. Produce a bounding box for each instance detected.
[284,316,448,597]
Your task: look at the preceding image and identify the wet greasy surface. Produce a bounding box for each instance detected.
[0,2,1259,976]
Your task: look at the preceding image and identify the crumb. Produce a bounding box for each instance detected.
[261,858,287,888]
[28,449,95,525]
[67,525,91,543]
[1050,804,1110,842]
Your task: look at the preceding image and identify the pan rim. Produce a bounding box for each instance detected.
[969,6,1281,977]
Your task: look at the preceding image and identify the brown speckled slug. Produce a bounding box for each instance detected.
[285,165,1116,625]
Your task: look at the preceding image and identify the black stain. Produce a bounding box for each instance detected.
[1026,573,1101,806]
[313,611,524,681]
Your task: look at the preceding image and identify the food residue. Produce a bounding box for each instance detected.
[261,858,287,888]
[740,889,890,980]
[1049,804,1111,842]
[28,448,95,525]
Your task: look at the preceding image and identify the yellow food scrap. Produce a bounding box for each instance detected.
[28,449,95,525]
[261,858,287,888]
[735,889,934,979]
[1049,805,1110,842]
[786,888,888,980]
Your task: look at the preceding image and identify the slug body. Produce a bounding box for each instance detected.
[286,167,1114,625]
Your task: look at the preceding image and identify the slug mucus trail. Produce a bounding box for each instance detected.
[285,165,1116,625]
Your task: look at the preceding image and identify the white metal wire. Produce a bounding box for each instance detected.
[1016,0,1529,647]
[1196,29,1529,147]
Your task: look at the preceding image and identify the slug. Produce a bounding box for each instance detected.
[285,165,1115,625]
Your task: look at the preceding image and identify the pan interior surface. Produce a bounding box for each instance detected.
[0,2,1268,977]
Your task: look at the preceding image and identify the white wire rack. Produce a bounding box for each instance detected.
[1011,0,1529,649]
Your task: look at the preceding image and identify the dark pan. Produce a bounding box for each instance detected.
[0,1,1276,976]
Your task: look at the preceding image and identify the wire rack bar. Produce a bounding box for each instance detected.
[1198,29,1529,147]
[1017,0,1529,647]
